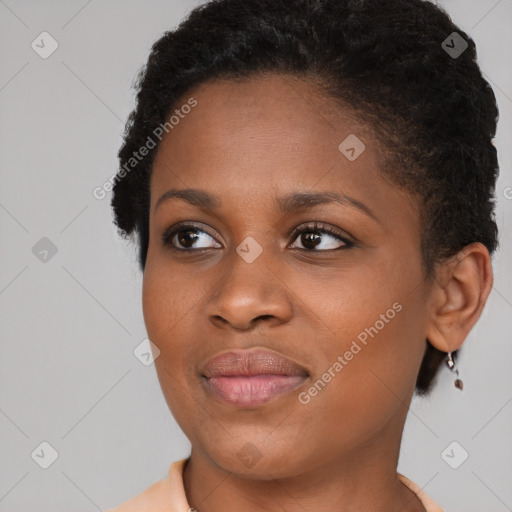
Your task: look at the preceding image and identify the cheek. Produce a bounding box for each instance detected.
[141,258,200,342]
[297,258,427,395]
[294,297,426,454]
[294,263,405,345]
[141,265,200,426]
[141,264,197,404]
[142,271,173,342]
[141,259,211,383]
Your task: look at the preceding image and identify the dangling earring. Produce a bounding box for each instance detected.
[446,352,463,390]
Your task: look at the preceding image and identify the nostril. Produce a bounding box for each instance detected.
[255,314,273,321]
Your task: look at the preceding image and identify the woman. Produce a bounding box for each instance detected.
[107,0,499,510]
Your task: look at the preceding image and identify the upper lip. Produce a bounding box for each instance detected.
[201,348,309,378]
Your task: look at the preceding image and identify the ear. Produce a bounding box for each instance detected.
[426,242,494,353]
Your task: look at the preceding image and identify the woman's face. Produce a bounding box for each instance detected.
[143,74,433,477]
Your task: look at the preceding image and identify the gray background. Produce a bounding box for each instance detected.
[0,0,511,510]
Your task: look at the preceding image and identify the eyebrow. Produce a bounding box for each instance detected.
[155,188,378,222]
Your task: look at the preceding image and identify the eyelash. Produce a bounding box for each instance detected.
[161,221,355,253]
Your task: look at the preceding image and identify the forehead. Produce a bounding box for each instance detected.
[150,74,416,221]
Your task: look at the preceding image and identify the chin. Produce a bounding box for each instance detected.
[195,433,309,480]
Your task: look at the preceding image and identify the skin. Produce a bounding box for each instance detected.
[142,74,493,512]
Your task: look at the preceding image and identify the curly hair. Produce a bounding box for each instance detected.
[111,0,499,396]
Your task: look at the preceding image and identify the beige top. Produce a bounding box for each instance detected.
[106,458,444,512]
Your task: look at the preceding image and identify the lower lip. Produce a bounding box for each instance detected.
[203,374,307,408]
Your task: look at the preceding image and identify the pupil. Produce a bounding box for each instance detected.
[179,229,199,247]
[303,232,320,248]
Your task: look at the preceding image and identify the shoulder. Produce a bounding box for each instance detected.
[105,458,190,512]
[105,478,173,512]
[398,473,444,512]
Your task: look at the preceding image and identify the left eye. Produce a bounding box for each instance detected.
[288,223,354,251]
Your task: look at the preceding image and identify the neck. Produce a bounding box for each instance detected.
[182,408,426,512]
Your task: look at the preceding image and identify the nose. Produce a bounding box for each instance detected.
[204,249,294,331]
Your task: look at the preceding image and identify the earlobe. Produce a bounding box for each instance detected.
[425,242,493,354]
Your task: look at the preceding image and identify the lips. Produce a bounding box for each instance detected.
[201,349,309,378]
[200,349,309,408]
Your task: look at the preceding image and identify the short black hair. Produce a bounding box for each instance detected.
[111,0,500,396]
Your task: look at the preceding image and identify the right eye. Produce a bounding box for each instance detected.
[161,222,222,251]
